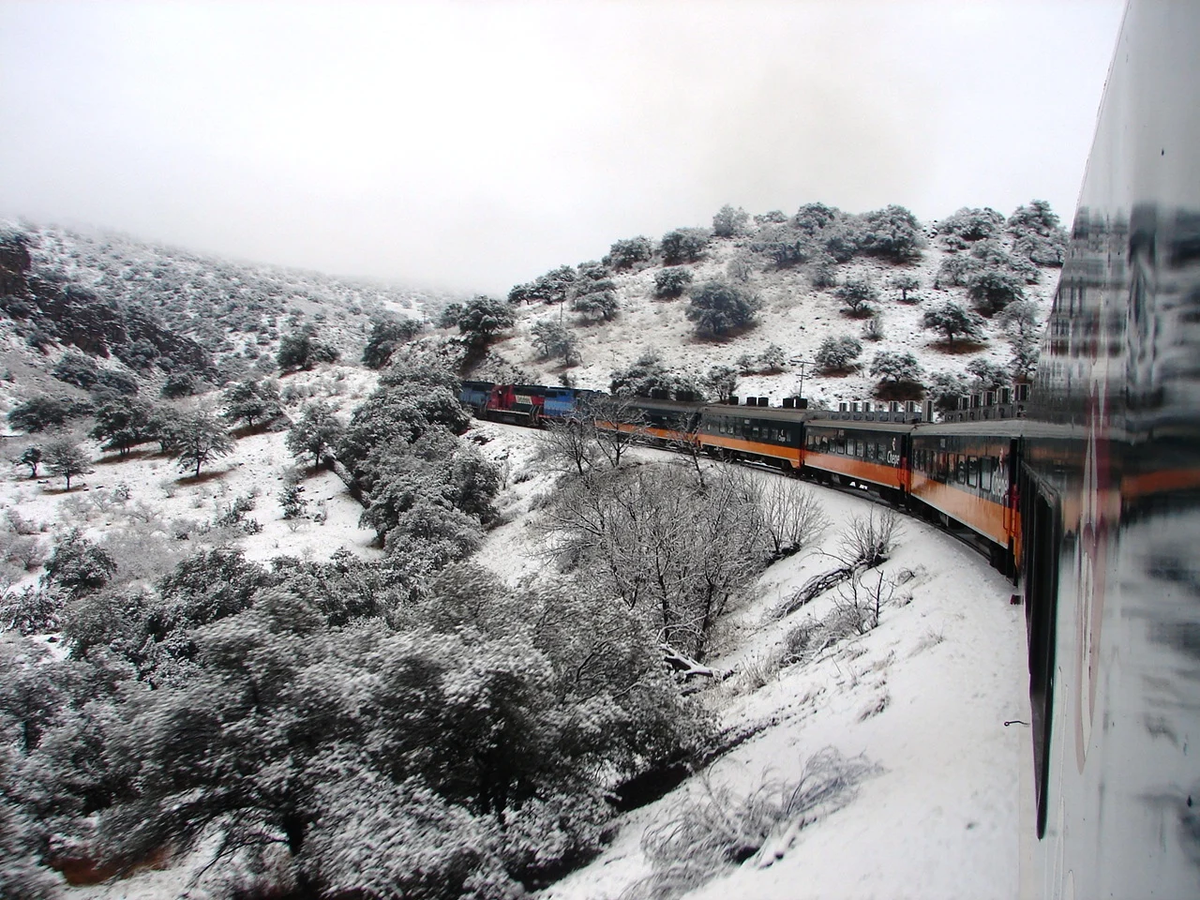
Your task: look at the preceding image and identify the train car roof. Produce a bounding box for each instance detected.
[804,418,915,434]
[912,419,1028,438]
[700,404,819,423]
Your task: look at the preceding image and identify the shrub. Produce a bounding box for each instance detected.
[622,750,878,900]
[167,409,234,477]
[52,351,101,390]
[277,324,340,372]
[813,335,862,374]
[923,301,985,346]
[530,320,580,364]
[686,281,760,339]
[362,316,421,369]
[17,447,41,478]
[90,397,154,457]
[889,272,920,302]
[712,204,749,238]
[654,267,693,299]
[749,224,811,269]
[869,351,924,385]
[757,344,786,373]
[42,528,116,598]
[966,358,1009,391]
[857,204,924,261]
[938,206,1004,243]
[967,267,1026,316]
[222,378,283,429]
[704,365,738,402]
[835,277,878,317]
[605,236,653,270]
[43,436,89,490]
[572,288,619,323]
[837,509,902,567]
[660,228,709,264]
[610,352,676,398]
[285,401,343,470]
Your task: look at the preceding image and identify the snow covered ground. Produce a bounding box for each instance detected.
[467,422,1029,900]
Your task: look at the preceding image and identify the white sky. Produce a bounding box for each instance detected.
[1,1,1125,295]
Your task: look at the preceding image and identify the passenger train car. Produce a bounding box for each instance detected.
[460,3,1198,892]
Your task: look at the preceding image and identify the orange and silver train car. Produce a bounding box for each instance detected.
[1018,2,1200,895]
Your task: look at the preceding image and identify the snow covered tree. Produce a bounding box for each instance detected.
[889,272,920,302]
[42,528,116,599]
[813,335,862,374]
[605,236,653,270]
[221,378,282,429]
[757,344,787,373]
[967,358,1009,391]
[530,320,580,364]
[712,204,749,238]
[286,401,343,470]
[926,369,971,413]
[168,409,233,478]
[967,268,1026,316]
[277,324,340,372]
[705,365,738,402]
[836,277,878,318]
[362,316,421,369]
[654,267,693,299]
[16,446,41,479]
[922,301,985,346]
[660,228,710,264]
[43,435,88,490]
[453,296,516,348]
[857,204,925,261]
[90,397,154,457]
[938,206,1004,243]
[572,287,619,323]
[686,281,760,339]
[869,350,924,385]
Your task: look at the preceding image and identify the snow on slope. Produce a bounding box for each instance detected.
[468,423,1028,900]
[459,224,1057,412]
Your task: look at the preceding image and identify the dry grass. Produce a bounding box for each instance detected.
[620,748,878,900]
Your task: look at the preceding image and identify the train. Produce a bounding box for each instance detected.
[464,3,1200,894]
[461,380,1027,576]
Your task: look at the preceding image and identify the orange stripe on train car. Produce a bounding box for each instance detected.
[699,434,801,465]
[802,451,905,490]
[910,473,1010,547]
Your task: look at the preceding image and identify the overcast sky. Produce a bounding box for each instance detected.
[2,0,1125,295]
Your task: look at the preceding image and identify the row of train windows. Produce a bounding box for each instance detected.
[805,433,901,465]
[912,448,1004,493]
[713,419,796,444]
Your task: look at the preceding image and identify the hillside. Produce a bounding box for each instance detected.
[0,221,461,419]
[453,202,1064,415]
[0,202,1046,900]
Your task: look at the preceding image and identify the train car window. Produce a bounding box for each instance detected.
[967,456,979,487]
[981,458,994,492]
[956,456,966,485]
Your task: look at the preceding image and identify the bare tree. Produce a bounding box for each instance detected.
[836,509,902,568]
[588,395,647,470]
[537,417,599,477]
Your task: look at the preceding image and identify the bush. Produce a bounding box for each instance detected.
[686,281,760,339]
[451,296,516,348]
[285,401,343,470]
[712,204,749,238]
[869,351,923,385]
[7,396,90,434]
[813,335,862,374]
[966,358,1009,391]
[660,228,709,264]
[857,205,924,261]
[622,750,878,900]
[605,236,653,270]
[654,267,693,299]
[52,352,101,390]
[221,378,283,429]
[749,224,811,269]
[923,301,985,346]
[362,316,422,369]
[938,207,1004,243]
[926,369,970,413]
[42,528,116,599]
[277,325,340,372]
[889,272,920,302]
[861,314,885,342]
[835,277,878,317]
[530,320,580,364]
[967,267,1025,316]
[572,288,619,323]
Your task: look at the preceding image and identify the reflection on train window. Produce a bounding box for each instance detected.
[981,458,994,492]
[967,456,979,488]
[955,455,966,484]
